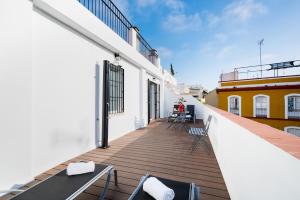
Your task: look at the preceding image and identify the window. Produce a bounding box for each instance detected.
[253,95,269,118]
[228,96,241,116]
[284,126,300,137]
[109,64,124,114]
[285,94,300,119]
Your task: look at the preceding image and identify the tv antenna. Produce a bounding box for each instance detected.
[258,38,264,77]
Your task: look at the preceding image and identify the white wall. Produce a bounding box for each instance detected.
[184,96,300,200]
[31,0,161,177]
[33,0,162,78]
[0,0,33,190]
[108,61,142,141]
[31,7,109,176]
[162,70,179,117]
[163,85,179,117]
[0,0,167,192]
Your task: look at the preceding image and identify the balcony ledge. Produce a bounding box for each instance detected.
[207,105,300,159]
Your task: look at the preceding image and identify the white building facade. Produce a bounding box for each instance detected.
[0,0,177,191]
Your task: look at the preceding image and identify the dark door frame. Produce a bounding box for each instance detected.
[147,79,151,124]
[101,60,110,148]
[147,80,160,124]
[95,64,100,147]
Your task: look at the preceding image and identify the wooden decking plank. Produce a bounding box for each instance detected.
[90,146,219,165]
[2,120,230,200]
[80,153,223,178]
[76,154,226,184]
[85,150,222,173]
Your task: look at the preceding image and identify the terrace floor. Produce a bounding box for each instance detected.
[3,120,230,200]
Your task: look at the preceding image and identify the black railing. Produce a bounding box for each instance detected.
[77,0,158,65]
[136,32,157,63]
[78,0,131,42]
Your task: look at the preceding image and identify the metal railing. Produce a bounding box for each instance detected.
[229,108,240,116]
[77,0,158,65]
[255,108,268,118]
[220,60,300,82]
[136,32,157,63]
[78,0,131,42]
[288,111,300,119]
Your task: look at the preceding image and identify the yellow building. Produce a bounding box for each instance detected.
[217,61,300,136]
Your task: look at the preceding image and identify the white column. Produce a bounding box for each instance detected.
[160,76,165,118]
[129,27,138,50]
[157,57,161,68]
[139,68,147,127]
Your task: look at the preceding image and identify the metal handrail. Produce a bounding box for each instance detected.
[78,0,132,42]
[136,32,153,52]
[77,0,157,65]
[220,60,300,82]
[233,60,300,70]
[100,0,132,29]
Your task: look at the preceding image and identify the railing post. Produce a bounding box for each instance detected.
[149,49,158,67]
[129,26,139,49]
[157,57,161,68]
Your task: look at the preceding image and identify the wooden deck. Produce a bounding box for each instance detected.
[3,120,230,200]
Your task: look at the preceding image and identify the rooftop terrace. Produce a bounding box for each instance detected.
[220,60,300,82]
[1,120,229,200]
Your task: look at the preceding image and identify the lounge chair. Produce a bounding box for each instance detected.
[8,164,117,200]
[128,174,200,200]
[167,105,180,129]
[167,105,179,122]
[185,105,196,123]
[189,115,212,153]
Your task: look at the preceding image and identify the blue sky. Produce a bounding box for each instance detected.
[113,0,300,90]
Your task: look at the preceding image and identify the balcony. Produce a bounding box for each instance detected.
[77,0,159,66]
[1,120,230,200]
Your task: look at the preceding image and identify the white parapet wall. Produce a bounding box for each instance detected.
[163,70,179,118]
[183,95,300,200]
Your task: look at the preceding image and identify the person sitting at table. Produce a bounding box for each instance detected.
[178,102,185,113]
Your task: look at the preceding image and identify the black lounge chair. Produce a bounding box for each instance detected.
[128,174,200,200]
[9,164,117,200]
